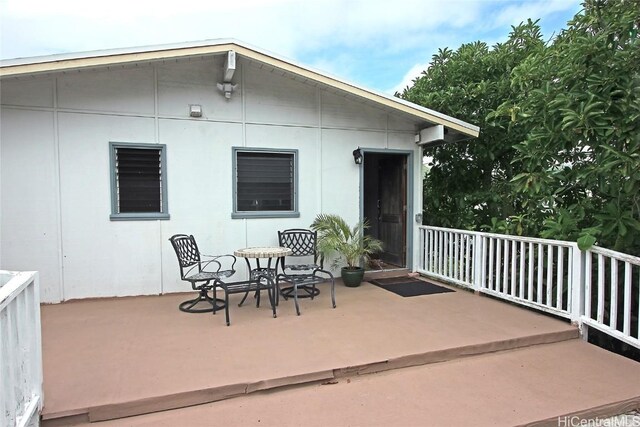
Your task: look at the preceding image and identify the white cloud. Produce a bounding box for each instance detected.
[387,61,430,95]
[0,0,582,92]
[492,0,580,28]
[0,0,485,59]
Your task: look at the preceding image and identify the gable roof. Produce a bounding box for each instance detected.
[0,39,479,139]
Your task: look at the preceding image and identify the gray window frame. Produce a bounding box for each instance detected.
[109,141,170,221]
[232,147,299,219]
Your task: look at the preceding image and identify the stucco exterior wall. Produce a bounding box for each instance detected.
[0,56,421,303]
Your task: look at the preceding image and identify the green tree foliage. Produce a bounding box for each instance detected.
[402,0,640,256]
[500,0,640,254]
[400,20,546,233]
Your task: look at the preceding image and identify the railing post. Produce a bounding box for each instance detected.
[570,247,586,338]
[472,233,484,292]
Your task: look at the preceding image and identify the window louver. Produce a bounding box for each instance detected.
[115,147,162,213]
[236,151,294,211]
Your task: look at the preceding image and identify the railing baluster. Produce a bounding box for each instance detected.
[557,246,564,310]
[537,243,543,304]
[428,230,432,271]
[443,232,448,276]
[421,229,431,271]
[511,240,517,297]
[433,230,437,273]
[585,251,592,319]
[448,232,454,278]
[495,238,502,293]
[527,242,534,301]
[439,231,444,275]
[623,262,631,335]
[16,291,27,410]
[419,228,424,270]
[431,230,436,273]
[465,235,471,284]
[488,238,494,291]
[503,239,509,294]
[4,302,17,424]
[546,245,553,307]
[454,232,459,279]
[481,235,488,289]
[519,241,525,299]
[597,254,605,323]
[610,258,618,330]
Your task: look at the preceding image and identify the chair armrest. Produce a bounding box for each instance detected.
[183,258,222,277]
[201,254,237,271]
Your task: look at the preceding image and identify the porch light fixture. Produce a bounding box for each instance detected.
[217,82,238,100]
[217,50,238,100]
[352,148,363,165]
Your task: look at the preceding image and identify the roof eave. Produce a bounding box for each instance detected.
[0,39,480,138]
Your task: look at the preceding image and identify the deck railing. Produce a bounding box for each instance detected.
[0,271,43,427]
[418,226,639,350]
[582,246,640,350]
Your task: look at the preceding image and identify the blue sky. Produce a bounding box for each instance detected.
[0,0,582,94]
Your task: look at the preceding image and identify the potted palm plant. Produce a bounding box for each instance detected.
[310,213,383,287]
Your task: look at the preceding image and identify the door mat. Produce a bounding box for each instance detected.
[369,277,455,297]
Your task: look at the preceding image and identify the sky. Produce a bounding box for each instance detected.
[0,0,582,95]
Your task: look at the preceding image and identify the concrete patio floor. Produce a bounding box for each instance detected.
[39,278,640,425]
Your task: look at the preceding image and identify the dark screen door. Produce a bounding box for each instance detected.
[378,156,407,266]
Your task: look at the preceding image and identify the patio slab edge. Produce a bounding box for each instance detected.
[86,371,337,422]
[521,396,640,427]
[45,329,579,424]
[88,383,249,422]
[335,328,580,377]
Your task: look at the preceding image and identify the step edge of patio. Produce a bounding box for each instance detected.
[41,328,579,424]
[519,395,640,427]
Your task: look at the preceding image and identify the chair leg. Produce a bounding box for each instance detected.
[330,276,336,308]
[268,279,277,318]
[224,292,231,326]
[179,286,216,313]
[255,279,262,308]
[275,277,281,306]
[293,283,301,316]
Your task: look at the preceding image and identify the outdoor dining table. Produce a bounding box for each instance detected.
[233,246,292,307]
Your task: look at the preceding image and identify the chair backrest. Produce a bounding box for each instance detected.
[278,229,318,260]
[169,234,202,278]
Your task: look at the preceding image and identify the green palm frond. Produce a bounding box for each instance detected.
[310,214,383,268]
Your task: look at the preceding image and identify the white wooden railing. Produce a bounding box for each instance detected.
[582,246,640,350]
[0,271,43,427]
[418,226,640,350]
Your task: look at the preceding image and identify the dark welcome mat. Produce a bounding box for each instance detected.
[369,277,455,297]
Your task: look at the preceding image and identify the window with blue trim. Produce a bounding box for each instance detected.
[110,142,169,220]
[233,148,298,218]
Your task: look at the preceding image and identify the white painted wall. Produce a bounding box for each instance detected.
[0,55,420,303]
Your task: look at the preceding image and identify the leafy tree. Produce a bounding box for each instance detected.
[400,20,545,233]
[496,0,640,254]
[401,0,640,256]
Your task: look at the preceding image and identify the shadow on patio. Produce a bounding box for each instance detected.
[40,278,640,426]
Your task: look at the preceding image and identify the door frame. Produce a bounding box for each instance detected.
[359,148,414,270]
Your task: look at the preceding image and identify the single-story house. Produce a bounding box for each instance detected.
[0,39,479,303]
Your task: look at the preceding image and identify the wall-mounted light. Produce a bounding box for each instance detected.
[189,104,202,117]
[352,148,363,165]
[216,82,238,100]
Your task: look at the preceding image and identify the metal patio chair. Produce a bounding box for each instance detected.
[168,234,236,314]
[276,228,336,315]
